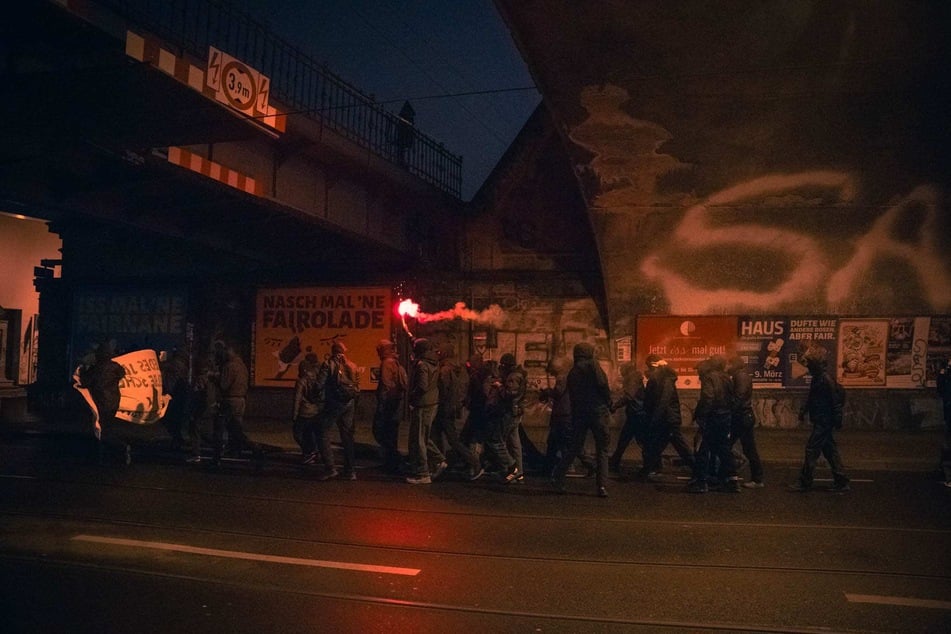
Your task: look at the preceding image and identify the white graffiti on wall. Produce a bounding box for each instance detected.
[570,83,951,315]
[827,185,949,308]
[568,85,687,208]
[640,174,951,313]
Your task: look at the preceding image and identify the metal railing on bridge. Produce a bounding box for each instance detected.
[95,0,463,198]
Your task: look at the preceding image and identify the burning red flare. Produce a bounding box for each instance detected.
[397,299,418,337]
[398,299,419,318]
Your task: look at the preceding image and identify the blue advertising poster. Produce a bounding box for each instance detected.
[736,317,787,387]
[783,316,839,387]
[71,288,188,371]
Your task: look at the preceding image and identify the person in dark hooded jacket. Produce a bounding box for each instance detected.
[609,363,648,474]
[640,354,695,479]
[78,339,128,465]
[551,342,612,497]
[688,355,738,493]
[789,345,850,492]
[728,354,764,488]
[405,338,446,484]
[433,344,483,480]
[314,341,360,480]
[372,339,407,473]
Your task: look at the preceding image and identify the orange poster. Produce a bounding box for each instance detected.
[253,286,392,388]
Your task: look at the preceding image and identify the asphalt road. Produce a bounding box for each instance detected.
[1,434,949,633]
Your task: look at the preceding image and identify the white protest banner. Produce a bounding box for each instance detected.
[114,349,171,424]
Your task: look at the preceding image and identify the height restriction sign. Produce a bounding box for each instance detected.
[206,46,271,121]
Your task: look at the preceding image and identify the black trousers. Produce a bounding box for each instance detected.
[797,420,848,487]
[731,409,764,483]
[553,409,611,489]
[694,411,736,481]
[642,423,695,474]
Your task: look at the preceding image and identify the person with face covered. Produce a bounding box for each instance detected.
[315,341,360,481]
[433,344,484,480]
[789,346,850,492]
[609,363,648,475]
[640,354,695,480]
[372,339,407,474]
[405,338,445,484]
[498,353,528,481]
[481,359,521,483]
[78,339,128,465]
[292,353,323,465]
[688,355,739,493]
[551,342,612,498]
[214,341,253,463]
[728,354,765,488]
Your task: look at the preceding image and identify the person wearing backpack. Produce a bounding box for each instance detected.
[789,345,850,493]
[292,353,323,466]
[314,341,360,481]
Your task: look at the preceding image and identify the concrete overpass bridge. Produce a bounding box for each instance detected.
[2,0,949,430]
[2,0,463,277]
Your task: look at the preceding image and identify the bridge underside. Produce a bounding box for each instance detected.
[0,1,434,278]
[497,0,951,335]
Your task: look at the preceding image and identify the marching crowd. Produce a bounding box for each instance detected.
[282,338,856,496]
[78,334,951,494]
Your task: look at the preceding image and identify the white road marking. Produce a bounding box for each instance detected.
[846,593,951,610]
[815,478,873,483]
[72,534,420,576]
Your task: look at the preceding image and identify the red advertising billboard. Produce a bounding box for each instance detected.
[635,316,737,388]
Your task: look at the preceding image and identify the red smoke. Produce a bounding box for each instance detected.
[396,299,505,337]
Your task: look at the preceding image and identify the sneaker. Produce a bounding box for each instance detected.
[301,452,318,465]
[406,474,432,485]
[431,461,448,481]
[343,471,357,481]
[503,466,521,484]
[742,480,764,489]
[318,469,340,481]
[468,467,485,481]
[597,486,608,498]
[944,481,951,488]
[723,480,741,493]
[185,455,201,465]
[787,482,812,492]
[514,474,525,484]
[829,481,851,493]
[686,479,708,494]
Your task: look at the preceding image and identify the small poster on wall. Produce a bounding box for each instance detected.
[925,316,951,387]
[885,317,930,388]
[836,319,889,387]
[783,317,839,387]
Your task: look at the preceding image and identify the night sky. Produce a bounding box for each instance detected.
[234,0,541,200]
